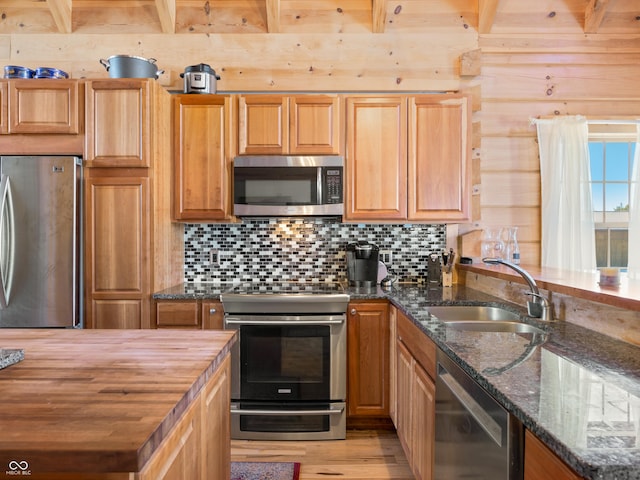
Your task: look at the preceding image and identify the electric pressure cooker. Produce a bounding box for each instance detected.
[180,63,221,94]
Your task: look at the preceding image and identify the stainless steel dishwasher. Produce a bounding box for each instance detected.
[434,350,523,480]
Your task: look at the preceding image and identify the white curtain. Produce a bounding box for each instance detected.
[628,126,640,279]
[534,116,597,272]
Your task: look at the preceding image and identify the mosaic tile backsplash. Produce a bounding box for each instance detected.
[184,219,446,284]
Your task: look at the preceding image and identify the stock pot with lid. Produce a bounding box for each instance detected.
[100,55,164,79]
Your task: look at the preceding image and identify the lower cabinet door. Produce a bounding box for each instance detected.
[411,361,435,480]
[85,173,150,329]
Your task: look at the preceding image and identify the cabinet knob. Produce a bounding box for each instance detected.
[209,308,217,315]
[350,308,357,315]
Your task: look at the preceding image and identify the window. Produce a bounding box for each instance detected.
[588,123,637,271]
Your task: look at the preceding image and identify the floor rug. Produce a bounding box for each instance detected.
[231,461,301,480]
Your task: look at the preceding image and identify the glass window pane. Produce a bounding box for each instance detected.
[605,143,629,181]
[591,183,603,211]
[595,229,608,268]
[589,143,604,181]
[605,184,629,212]
[609,230,628,268]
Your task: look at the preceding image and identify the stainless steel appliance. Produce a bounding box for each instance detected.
[180,63,220,94]
[434,350,523,479]
[346,241,379,287]
[0,156,82,328]
[221,282,349,440]
[233,155,344,217]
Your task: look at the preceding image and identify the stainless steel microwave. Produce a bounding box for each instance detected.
[233,155,344,217]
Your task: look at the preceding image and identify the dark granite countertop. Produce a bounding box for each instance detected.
[153,282,235,299]
[154,282,640,480]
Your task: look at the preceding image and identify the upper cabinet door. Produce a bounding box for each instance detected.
[173,95,232,221]
[238,95,288,155]
[344,96,407,221]
[0,81,7,134]
[408,94,471,222]
[237,95,341,155]
[289,96,341,155]
[85,79,151,167]
[8,79,81,134]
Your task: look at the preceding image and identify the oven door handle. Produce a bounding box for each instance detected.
[224,318,345,326]
[230,407,345,416]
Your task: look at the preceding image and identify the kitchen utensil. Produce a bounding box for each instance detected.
[100,55,164,79]
[33,67,69,79]
[180,63,220,94]
[4,65,34,79]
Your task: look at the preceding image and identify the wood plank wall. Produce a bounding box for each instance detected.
[480,29,640,265]
[3,0,640,267]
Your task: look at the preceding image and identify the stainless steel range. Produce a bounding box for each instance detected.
[220,282,350,441]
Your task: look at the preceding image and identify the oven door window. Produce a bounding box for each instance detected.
[234,167,319,206]
[240,324,330,401]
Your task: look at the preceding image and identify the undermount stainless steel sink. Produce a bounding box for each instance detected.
[444,320,546,335]
[427,305,522,322]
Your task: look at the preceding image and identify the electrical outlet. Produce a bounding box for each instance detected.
[209,249,219,265]
[380,250,392,265]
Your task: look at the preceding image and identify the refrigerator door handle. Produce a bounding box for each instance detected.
[0,174,15,308]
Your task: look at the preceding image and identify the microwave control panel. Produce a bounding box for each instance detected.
[324,168,343,204]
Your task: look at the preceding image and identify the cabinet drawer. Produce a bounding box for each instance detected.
[397,311,436,380]
[156,302,200,328]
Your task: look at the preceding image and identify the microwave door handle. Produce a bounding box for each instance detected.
[317,167,323,204]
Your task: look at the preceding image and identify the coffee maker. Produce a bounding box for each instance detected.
[346,241,379,287]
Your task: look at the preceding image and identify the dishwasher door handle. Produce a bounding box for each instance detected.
[439,371,503,447]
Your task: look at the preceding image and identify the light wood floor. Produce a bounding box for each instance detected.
[231,429,415,480]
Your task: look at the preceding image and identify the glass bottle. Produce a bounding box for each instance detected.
[505,227,520,265]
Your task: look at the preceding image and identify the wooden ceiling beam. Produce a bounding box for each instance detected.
[585,0,612,33]
[155,0,176,34]
[478,0,499,34]
[266,0,281,33]
[372,0,388,33]
[46,0,72,33]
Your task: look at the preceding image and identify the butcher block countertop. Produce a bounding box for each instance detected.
[0,329,236,477]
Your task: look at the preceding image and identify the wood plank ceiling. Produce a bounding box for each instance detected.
[0,0,627,35]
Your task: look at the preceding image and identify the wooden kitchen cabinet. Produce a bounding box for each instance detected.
[202,300,224,329]
[347,300,390,423]
[156,300,200,328]
[173,94,233,221]
[84,172,150,329]
[84,79,152,167]
[84,79,183,329]
[0,81,8,134]
[525,430,583,480]
[395,310,437,480]
[345,96,407,221]
[5,79,81,134]
[238,94,341,155]
[153,299,225,330]
[408,94,471,222]
[139,355,231,480]
[344,94,471,223]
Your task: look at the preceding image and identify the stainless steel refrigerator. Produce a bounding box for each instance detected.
[0,156,82,328]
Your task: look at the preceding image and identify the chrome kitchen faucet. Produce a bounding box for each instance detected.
[482,258,552,321]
